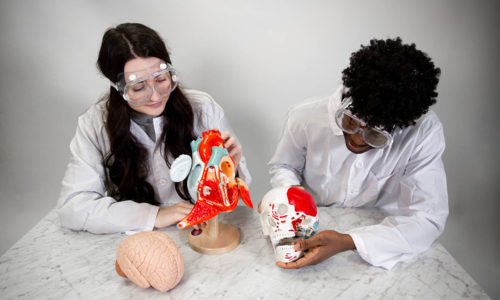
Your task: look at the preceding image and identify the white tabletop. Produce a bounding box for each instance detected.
[0,206,490,299]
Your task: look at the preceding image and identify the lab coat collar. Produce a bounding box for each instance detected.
[327,85,346,136]
[129,115,164,149]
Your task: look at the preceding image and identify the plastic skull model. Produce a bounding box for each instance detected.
[260,187,319,263]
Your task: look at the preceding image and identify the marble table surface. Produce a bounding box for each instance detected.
[0,206,490,299]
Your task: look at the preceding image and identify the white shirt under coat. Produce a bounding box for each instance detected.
[57,89,251,234]
[268,86,449,269]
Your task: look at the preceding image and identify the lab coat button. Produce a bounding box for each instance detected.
[355,161,363,168]
[159,179,167,186]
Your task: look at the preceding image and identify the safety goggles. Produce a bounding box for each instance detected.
[335,98,393,148]
[112,62,178,105]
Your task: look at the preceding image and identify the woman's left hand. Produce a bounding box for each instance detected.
[221,131,242,169]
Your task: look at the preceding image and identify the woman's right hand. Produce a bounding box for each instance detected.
[154,202,194,228]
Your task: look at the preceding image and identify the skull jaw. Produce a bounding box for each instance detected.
[269,227,322,263]
[275,244,302,263]
[269,230,303,263]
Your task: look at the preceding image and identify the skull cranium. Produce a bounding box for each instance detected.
[260,187,319,263]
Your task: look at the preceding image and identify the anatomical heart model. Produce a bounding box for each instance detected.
[170,129,253,254]
[260,187,319,263]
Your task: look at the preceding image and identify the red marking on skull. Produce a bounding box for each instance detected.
[291,215,306,231]
[287,187,317,217]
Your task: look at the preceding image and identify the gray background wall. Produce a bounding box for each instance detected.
[0,0,499,298]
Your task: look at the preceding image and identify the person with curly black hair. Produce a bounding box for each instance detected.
[266,38,448,269]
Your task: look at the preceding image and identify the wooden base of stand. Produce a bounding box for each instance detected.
[188,215,240,255]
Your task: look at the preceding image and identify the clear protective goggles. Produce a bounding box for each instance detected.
[112,62,178,105]
[335,98,393,148]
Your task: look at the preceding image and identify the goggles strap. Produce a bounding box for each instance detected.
[110,81,120,92]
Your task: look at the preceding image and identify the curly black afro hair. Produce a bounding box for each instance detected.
[342,37,441,131]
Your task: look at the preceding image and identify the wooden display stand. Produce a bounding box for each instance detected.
[188,215,240,255]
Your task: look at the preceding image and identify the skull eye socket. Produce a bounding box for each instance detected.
[277,204,288,215]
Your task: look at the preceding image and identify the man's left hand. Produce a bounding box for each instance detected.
[276,230,356,269]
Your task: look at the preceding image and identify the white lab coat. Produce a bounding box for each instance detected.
[58,89,251,234]
[269,86,449,269]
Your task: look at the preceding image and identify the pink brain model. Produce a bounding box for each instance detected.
[115,231,184,292]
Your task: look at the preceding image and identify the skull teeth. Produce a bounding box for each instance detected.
[277,237,299,246]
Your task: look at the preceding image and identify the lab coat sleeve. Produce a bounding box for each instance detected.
[57,112,159,234]
[268,108,306,187]
[348,117,449,269]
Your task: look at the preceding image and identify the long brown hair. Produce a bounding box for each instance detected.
[96,23,195,204]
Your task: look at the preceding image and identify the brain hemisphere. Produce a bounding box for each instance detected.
[116,231,184,292]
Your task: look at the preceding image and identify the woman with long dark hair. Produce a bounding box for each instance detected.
[57,23,251,233]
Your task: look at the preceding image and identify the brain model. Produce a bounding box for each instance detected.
[115,231,184,292]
